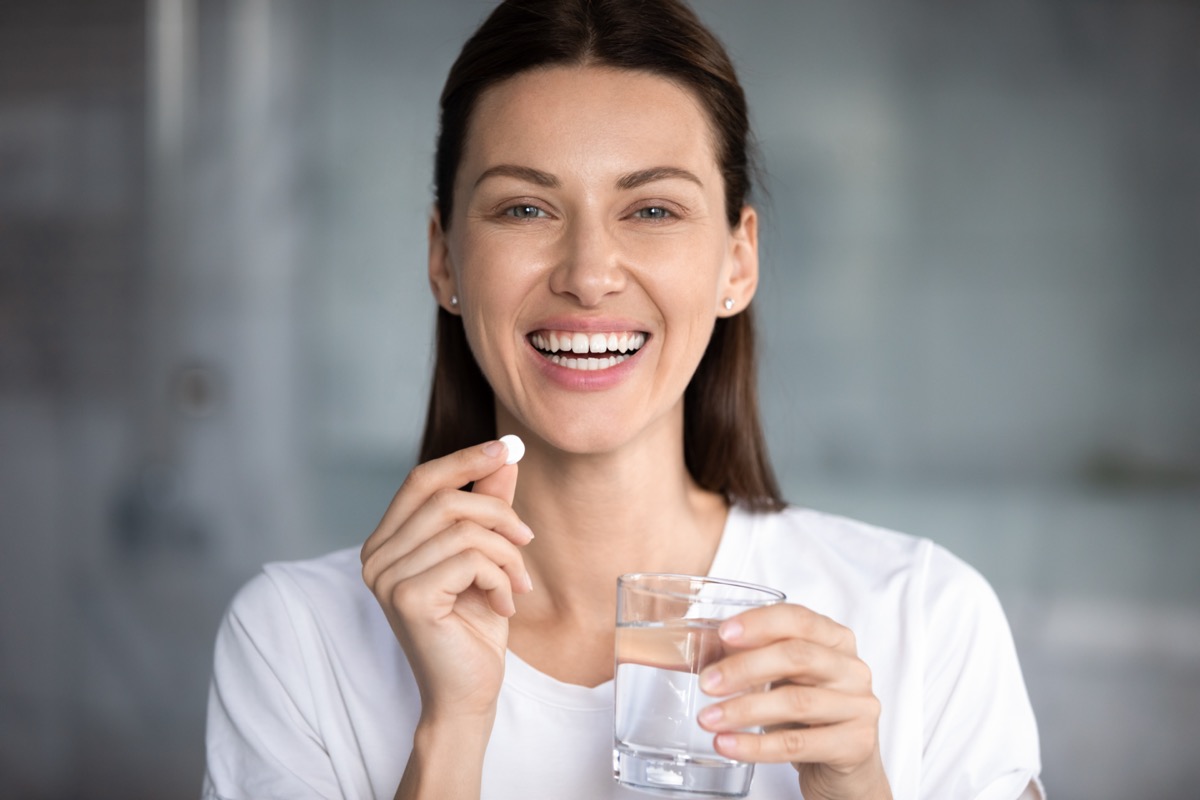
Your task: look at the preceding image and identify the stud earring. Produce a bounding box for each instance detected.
[723,297,734,311]
[449,295,458,307]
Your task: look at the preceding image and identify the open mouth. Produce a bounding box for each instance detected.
[528,329,647,371]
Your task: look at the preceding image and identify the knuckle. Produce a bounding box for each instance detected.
[460,548,492,573]
[429,486,458,509]
[785,685,811,717]
[780,727,808,756]
[443,519,475,546]
[401,462,434,494]
[864,693,882,721]
[851,657,873,688]
[361,551,391,591]
[361,558,378,588]
[781,638,811,669]
[389,579,418,612]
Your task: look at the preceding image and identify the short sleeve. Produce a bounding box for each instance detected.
[917,544,1042,799]
[202,571,341,800]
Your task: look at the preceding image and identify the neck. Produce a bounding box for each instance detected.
[496,406,728,686]
[507,418,728,628]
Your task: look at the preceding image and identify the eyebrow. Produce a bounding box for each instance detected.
[473,164,703,191]
[616,166,704,191]
[474,164,560,189]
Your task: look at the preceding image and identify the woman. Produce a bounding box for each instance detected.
[202,1,1042,798]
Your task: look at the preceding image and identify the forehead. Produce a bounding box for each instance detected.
[461,65,721,179]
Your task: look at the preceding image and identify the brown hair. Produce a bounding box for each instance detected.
[419,0,784,512]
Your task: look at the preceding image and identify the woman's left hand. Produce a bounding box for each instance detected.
[697,603,893,800]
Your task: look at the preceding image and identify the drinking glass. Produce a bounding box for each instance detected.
[613,573,786,797]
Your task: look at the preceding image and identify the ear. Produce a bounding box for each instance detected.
[717,205,759,317]
[428,207,460,314]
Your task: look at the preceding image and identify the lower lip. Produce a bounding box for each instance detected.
[528,342,645,390]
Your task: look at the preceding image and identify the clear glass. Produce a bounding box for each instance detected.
[613,573,786,797]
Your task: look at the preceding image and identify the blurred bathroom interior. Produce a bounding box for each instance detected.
[0,1,1197,797]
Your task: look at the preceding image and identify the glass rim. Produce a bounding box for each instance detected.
[617,572,786,605]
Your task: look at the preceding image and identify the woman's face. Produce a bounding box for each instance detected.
[430,65,758,456]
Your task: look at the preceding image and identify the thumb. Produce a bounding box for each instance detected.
[472,462,518,504]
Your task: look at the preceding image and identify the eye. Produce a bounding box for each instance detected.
[633,206,673,220]
[504,204,547,220]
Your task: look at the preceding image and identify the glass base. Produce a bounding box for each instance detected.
[613,746,753,798]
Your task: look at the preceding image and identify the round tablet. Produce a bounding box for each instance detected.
[499,434,525,465]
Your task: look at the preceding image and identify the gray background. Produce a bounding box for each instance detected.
[2,0,1198,797]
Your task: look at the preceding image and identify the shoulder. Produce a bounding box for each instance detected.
[725,504,999,622]
[753,504,925,554]
[213,545,400,703]
[755,503,986,575]
[729,504,931,579]
[223,546,375,644]
[230,545,362,606]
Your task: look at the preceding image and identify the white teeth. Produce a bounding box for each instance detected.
[532,329,647,363]
[547,353,631,371]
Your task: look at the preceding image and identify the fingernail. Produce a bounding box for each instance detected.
[700,669,722,692]
[698,705,723,726]
[715,733,738,753]
[519,523,535,541]
[521,573,534,592]
[719,620,743,642]
[482,440,504,457]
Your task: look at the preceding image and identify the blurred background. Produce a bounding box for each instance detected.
[1,0,1197,797]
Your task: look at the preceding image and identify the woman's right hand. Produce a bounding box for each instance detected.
[361,439,534,728]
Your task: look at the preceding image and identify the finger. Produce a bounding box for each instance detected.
[396,549,518,619]
[700,639,869,696]
[718,603,858,655]
[372,519,532,599]
[698,684,874,732]
[399,486,532,551]
[364,441,512,558]
[711,720,877,767]
[473,462,518,504]
[364,481,532,569]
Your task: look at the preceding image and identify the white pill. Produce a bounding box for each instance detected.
[499,434,525,465]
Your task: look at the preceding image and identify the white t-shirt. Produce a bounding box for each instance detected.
[202,505,1042,799]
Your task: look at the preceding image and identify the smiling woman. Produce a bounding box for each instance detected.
[201,2,1042,799]
[432,65,761,459]
[422,15,780,508]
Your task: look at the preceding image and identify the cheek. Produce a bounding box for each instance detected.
[637,238,727,300]
[454,240,538,364]
[457,230,549,293]
[456,239,528,309]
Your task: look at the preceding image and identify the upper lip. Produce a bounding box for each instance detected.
[525,316,650,335]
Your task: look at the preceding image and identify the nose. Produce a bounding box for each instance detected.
[548,215,627,306]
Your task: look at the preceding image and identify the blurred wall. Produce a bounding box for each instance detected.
[1,1,1197,798]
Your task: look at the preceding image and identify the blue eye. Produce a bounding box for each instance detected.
[505,204,545,219]
[635,206,672,220]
